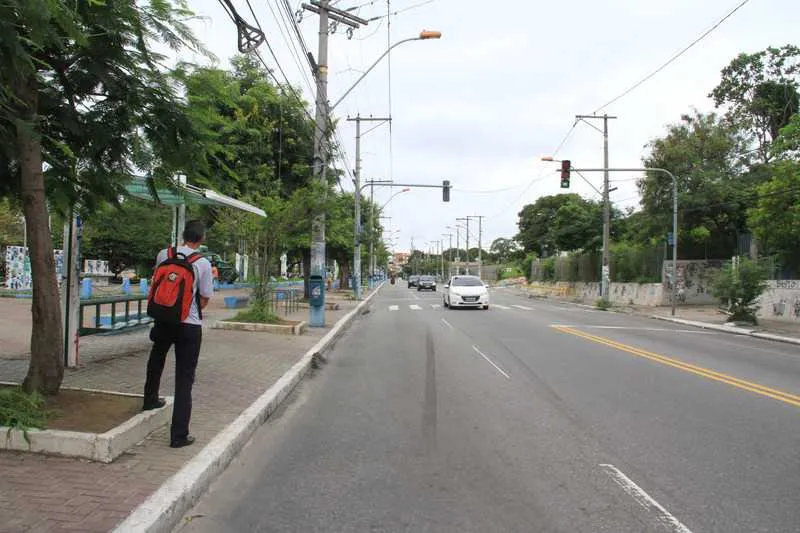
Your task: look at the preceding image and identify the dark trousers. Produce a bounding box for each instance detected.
[143,322,202,441]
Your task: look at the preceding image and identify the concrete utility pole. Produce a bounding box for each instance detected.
[347,115,390,300]
[457,217,469,271]
[472,215,484,279]
[303,0,367,326]
[576,114,616,299]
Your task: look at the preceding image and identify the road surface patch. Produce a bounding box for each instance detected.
[552,326,800,407]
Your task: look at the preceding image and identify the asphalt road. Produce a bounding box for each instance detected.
[176,283,800,533]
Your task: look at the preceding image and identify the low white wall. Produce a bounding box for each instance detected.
[757,280,800,323]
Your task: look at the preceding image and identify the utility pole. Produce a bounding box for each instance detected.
[440,239,444,279]
[473,215,484,279]
[303,0,367,326]
[346,115,390,300]
[576,114,617,298]
[457,217,469,273]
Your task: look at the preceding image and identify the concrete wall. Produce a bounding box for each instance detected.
[662,259,723,305]
[757,280,800,323]
[528,281,663,306]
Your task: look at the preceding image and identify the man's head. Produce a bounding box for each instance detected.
[182,220,206,245]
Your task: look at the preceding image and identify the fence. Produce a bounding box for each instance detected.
[530,245,669,284]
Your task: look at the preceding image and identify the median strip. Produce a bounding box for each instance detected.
[552,326,800,407]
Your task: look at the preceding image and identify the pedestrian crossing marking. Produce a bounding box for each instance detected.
[409,304,422,310]
[512,305,533,310]
[389,305,399,311]
[492,304,511,310]
[431,304,441,309]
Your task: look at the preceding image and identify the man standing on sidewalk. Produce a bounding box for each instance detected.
[143,220,214,448]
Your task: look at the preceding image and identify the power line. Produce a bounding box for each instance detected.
[594,0,752,113]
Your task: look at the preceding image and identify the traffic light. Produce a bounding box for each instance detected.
[560,160,571,188]
[442,180,451,202]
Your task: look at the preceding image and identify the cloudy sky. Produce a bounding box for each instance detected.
[179,0,799,254]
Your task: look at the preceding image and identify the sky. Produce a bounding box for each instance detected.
[176,0,800,255]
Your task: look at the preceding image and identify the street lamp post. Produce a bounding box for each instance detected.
[309,29,441,324]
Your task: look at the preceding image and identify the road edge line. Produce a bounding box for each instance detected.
[651,315,800,346]
[112,282,386,533]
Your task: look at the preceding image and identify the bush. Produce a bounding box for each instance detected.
[595,298,611,311]
[0,387,47,441]
[711,257,769,324]
[231,304,281,324]
[499,266,524,280]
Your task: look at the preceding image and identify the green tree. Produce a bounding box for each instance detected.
[516,194,602,256]
[638,111,754,259]
[0,0,203,394]
[710,45,800,163]
[81,201,173,276]
[489,237,521,263]
[177,56,315,200]
[746,161,800,272]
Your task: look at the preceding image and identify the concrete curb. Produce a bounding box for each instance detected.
[112,283,385,533]
[650,315,800,346]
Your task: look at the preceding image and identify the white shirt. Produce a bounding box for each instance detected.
[155,246,213,325]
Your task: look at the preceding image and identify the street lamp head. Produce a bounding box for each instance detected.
[401,187,411,192]
[541,155,554,162]
[419,30,442,40]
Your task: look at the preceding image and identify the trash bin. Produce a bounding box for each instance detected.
[309,275,325,307]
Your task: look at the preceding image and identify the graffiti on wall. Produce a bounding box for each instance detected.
[760,280,800,322]
[663,260,723,305]
[4,246,64,290]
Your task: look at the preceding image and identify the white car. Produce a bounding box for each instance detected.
[443,275,489,310]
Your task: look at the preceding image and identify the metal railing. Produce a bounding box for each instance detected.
[79,294,151,335]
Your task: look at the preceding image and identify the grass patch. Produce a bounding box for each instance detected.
[0,386,48,442]
[231,305,282,324]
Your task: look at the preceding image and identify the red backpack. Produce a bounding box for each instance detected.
[147,247,203,324]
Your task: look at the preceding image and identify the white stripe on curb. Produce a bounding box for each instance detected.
[113,283,386,533]
[651,315,800,346]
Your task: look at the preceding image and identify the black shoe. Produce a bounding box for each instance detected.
[142,398,166,411]
[170,435,195,449]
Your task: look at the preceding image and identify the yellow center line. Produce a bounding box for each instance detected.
[551,326,800,408]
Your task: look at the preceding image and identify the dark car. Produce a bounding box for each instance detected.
[417,275,437,291]
[408,275,420,288]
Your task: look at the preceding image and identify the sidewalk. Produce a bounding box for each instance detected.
[0,287,367,533]
[509,284,800,344]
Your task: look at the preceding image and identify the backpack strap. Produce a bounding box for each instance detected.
[185,252,204,320]
[185,252,203,264]
[167,246,177,260]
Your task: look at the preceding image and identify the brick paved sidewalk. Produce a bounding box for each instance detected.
[0,289,363,533]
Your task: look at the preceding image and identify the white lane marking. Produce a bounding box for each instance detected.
[548,325,719,334]
[430,304,441,309]
[389,305,399,311]
[472,345,510,380]
[409,304,422,310]
[511,305,533,311]
[492,304,511,310]
[600,464,693,533]
[441,318,453,330]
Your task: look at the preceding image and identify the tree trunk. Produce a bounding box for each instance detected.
[16,74,64,395]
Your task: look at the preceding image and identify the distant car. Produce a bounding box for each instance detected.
[408,275,420,288]
[417,275,437,291]
[443,275,489,309]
